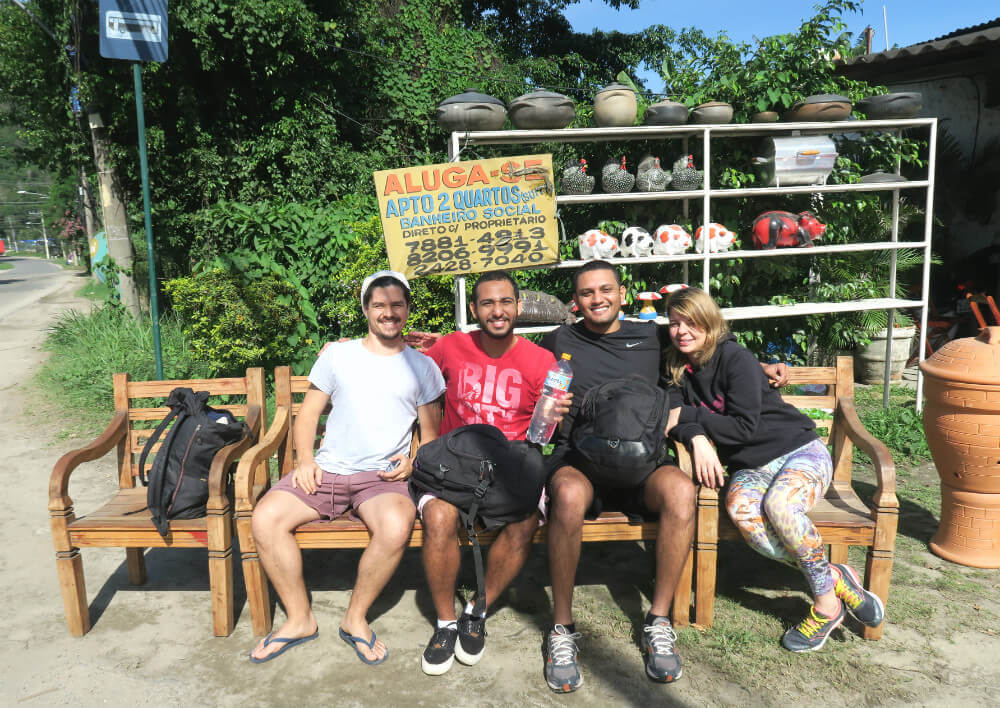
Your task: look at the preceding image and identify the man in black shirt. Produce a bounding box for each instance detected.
[539,261,786,691]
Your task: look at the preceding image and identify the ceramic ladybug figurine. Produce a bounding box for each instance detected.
[751,210,826,249]
[636,291,662,320]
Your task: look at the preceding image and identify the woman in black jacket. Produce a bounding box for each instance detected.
[664,287,884,652]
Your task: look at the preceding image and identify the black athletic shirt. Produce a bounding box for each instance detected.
[540,320,668,435]
[671,335,817,470]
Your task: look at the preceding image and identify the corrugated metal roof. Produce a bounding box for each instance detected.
[847,17,1000,65]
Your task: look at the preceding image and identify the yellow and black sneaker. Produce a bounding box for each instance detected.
[833,563,885,627]
[781,602,846,652]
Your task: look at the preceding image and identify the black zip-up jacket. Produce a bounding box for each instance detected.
[670,335,817,471]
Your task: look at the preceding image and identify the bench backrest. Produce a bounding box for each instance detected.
[115,368,266,488]
[777,356,854,484]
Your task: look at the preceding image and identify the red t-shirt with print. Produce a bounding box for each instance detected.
[425,331,556,440]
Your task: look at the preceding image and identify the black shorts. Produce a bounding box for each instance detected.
[545,443,675,521]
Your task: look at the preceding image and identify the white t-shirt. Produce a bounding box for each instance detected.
[309,339,445,475]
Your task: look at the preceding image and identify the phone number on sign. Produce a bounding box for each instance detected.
[405,227,549,276]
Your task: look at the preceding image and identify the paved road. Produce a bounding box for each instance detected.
[0,256,85,321]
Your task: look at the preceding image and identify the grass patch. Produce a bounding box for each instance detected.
[36,304,213,426]
[853,385,931,466]
[0,261,12,270]
[75,279,112,300]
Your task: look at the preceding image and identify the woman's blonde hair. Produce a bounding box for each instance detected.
[664,287,729,385]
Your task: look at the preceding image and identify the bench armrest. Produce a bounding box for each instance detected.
[234,405,292,512]
[207,403,263,511]
[836,396,898,509]
[48,410,129,512]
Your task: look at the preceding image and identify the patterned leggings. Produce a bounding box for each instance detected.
[725,438,834,597]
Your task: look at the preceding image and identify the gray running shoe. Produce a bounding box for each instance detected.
[421,625,458,675]
[781,602,846,652]
[543,624,583,693]
[640,618,683,683]
[833,563,885,627]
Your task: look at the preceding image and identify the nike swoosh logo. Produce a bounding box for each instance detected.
[626,342,642,348]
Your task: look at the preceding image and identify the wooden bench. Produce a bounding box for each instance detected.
[49,370,265,637]
[687,356,898,639]
[233,366,694,637]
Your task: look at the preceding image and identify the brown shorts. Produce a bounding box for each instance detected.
[268,468,412,521]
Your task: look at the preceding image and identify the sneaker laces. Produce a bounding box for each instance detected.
[430,625,456,648]
[548,625,582,665]
[795,606,832,639]
[834,576,864,610]
[643,621,677,655]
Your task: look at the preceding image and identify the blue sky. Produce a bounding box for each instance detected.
[563,0,999,91]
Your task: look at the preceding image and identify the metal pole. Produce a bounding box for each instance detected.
[882,131,902,408]
[39,213,50,260]
[133,63,163,379]
[915,120,938,413]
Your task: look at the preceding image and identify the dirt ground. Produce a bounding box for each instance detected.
[2,273,999,707]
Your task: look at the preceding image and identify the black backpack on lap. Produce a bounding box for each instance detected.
[411,424,544,614]
[570,375,672,487]
[138,387,250,537]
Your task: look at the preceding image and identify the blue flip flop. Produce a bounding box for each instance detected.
[339,627,388,665]
[248,629,319,663]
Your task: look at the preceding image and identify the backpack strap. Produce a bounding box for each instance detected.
[465,462,493,618]
[137,405,182,486]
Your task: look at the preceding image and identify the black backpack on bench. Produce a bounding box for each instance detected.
[137,387,250,537]
[570,375,672,487]
[410,424,545,614]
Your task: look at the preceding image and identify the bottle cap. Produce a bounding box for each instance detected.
[561,353,572,360]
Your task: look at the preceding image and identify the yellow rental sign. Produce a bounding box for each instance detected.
[374,154,559,279]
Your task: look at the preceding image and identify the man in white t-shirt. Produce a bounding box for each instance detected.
[249,271,445,665]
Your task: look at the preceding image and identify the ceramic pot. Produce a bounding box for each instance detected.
[784,94,852,122]
[435,89,507,133]
[920,326,1000,568]
[689,101,733,124]
[854,326,915,384]
[856,92,922,119]
[751,110,780,123]
[508,88,575,129]
[593,82,637,127]
[643,99,688,125]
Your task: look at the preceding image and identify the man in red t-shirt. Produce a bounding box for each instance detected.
[416,271,565,676]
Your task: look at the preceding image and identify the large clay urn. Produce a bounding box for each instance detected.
[920,326,1000,568]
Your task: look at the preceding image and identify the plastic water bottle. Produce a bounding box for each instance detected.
[526,353,573,444]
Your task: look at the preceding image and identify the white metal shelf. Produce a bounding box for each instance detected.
[545,241,928,270]
[449,118,935,147]
[448,118,938,409]
[555,180,927,204]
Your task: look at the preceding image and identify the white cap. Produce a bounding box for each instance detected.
[360,270,410,305]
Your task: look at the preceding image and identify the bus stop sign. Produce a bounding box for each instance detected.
[99,0,168,62]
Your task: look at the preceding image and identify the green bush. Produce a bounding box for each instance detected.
[165,268,308,375]
[37,305,213,418]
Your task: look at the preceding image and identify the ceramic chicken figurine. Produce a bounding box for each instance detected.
[561,158,595,195]
[670,154,703,191]
[636,157,672,192]
[652,224,693,255]
[602,156,635,193]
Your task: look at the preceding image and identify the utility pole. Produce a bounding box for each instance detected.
[6,216,18,253]
[30,210,51,260]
